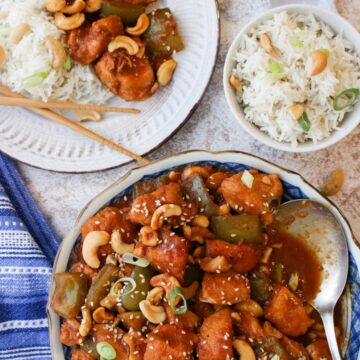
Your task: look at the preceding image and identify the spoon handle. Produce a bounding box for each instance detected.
[322,310,342,360]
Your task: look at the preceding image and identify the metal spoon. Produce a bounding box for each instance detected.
[276,199,348,360]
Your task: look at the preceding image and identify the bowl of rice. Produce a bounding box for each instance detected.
[223,4,360,152]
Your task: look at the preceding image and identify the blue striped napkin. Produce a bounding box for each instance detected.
[0,153,60,360]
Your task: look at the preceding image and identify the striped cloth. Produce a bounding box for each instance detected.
[0,153,59,360]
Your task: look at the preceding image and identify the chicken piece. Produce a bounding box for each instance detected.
[144,325,198,360]
[70,261,98,282]
[221,170,283,224]
[197,309,233,360]
[71,349,94,360]
[94,49,155,101]
[233,311,264,341]
[281,336,309,360]
[68,16,124,65]
[206,239,262,273]
[60,319,82,347]
[135,227,188,280]
[81,206,137,243]
[123,332,147,360]
[164,303,200,331]
[264,286,314,337]
[306,340,332,360]
[91,324,127,360]
[192,299,214,320]
[199,272,250,305]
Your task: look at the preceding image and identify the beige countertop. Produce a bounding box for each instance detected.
[18,0,360,242]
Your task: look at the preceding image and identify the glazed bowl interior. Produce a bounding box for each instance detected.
[223,4,360,153]
[47,150,358,359]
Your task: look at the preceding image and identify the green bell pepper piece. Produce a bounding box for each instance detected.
[101,1,145,26]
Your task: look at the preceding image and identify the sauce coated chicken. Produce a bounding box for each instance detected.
[51,164,340,360]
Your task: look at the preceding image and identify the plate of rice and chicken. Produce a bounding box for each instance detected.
[0,0,219,172]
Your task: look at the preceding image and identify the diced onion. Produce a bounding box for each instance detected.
[122,253,150,268]
[241,170,254,189]
[22,72,48,88]
[288,272,300,291]
[267,61,285,81]
[290,34,304,47]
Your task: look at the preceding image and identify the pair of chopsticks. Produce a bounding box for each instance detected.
[0,83,150,164]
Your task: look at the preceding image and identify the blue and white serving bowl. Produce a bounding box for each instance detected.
[47,150,360,360]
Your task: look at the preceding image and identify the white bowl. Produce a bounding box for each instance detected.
[47,150,359,359]
[223,4,360,153]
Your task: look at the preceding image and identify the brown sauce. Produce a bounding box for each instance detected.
[268,223,323,302]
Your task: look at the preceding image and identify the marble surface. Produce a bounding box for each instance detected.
[17,0,360,243]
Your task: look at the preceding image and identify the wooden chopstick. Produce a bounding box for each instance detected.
[0,84,150,165]
[0,95,140,113]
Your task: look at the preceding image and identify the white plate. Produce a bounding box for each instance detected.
[0,0,220,173]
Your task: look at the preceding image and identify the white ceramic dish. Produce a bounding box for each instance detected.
[47,150,360,359]
[0,0,219,173]
[223,4,360,153]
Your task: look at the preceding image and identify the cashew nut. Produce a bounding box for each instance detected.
[74,110,102,122]
[191,215,209,228]
[139,300,166,324]
[150,204,182,230]
[139,226,159,247]
[45,0,66,12]
[150,82,159,94]
[288,104,305,121]
[233,339,256,360]
[229,75,242,92]
[157,59,177,86]
[234,299,263,317]
[82,230,110,269]
[263,321,283,339]
[182,166,212,181]
[9,23,30,45]
[189,226,215,244]
[126,13,150,36]
[192,246,205,259]
[85,0,102,13]
[146,287,165,305]
[110,229,134,255]
[168,170,181,182]
[54,12,85,31]
[150,274,181,303]
[0,46,5,66]
[108,35,139,55]
[62,0,86,14]
[199,256,231,273]
[133,37,146,58]
[311,50,328,76]
[100,281,122,310]
[93,306,115,323]
[182,281,199,300]
[46,38,66,69]
[79,306,92,337]
[105,253,118,266]
[260,32,278,58]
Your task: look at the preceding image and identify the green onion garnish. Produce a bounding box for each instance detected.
[298,111,311,132]
[0,28,10,37]
[110,277,136,298]
[290,34,304,48]
[122,253,149,268]
[266,196,281,213]
[333,88,360,111]
[319,48,330,56]
[22,72,48,88]
[267,61,285,81]
[63,49,72,71]
[169,287,187,315]
[96,342,116,360]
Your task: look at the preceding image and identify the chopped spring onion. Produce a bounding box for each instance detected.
[122,253,150,268]
[267,61,285,81]
[266,196,281,213]
[319,48,330,56]
[96,342,116,360]
[273,263,284,284]
[0,27,10,37]
[290,34,304,48]
[298,112,311,132]
[333,88,360,111]
[241,170,254,189]
[288,272,300,292]
[271,355,280,360]
[22,72,48,88]
[110,277,136,298]
[169,287,187,315]
[63,49,72,71]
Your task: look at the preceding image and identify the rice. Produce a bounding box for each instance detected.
[233,11,360,146]
[0,0,113,104]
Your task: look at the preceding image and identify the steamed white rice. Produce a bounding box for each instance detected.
[233,11,360,146]
[0,0,113,104]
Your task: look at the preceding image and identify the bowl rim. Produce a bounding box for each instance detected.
[223,4,360,153]
[47,149,360,359]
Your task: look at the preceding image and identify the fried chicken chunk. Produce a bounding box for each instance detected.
[164,303,200,331]
[199,272,250,305]
[221,170,283,224]
[233,312,264,341]
[306,340,332,360]
[94,49,155,101]
[144,325,198,360]
[68,16,124,65]
[60,319,82,347]
[197,309,233,360]
[71,349,94,360]
[135,227,188,280]
[206,239,262,274]
[264,286,314,337]
[281,336,310,360]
